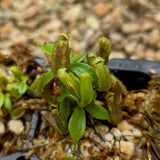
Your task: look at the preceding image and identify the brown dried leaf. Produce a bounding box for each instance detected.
[150,139,160,159]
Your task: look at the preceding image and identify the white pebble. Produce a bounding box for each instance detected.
[122,23,140,34]
[122,130,133,141]
[111,139,115,146]
[111,128,122,139]
[132,128,142,137]
[104,141,112,149]
[86,15,100,31]
[83,127,94,138]
[63,5,82,22]
[0,121,5,134]
[114,155,121,160]
[120,140,134,160]
[104,133,114,142]
[80,140,91,157]
[117,120,133,131]
[95,124,109,135]
[8,119,24,134]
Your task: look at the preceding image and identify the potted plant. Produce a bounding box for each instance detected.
[0,33,160,160]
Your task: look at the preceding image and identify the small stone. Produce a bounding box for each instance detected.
[86,15,100,31]
[110,33,123,42]
[122,23,140,34]
[120,140,134,160]
[84,29,94,41]
[13,35,27,45]
[104,141,112,148]
[135,44,145,59]
[154,12,160,23]
[8,119,24,134]
[93,3,110,17]
[80,139,92,157]
[111,128,122,139]
[124,42,137,55]
[109,51,126,59]
[148,69,157,74]
[70,29,80,38]
[111,139,115,146]
[104,133,114,142]
[132,128,142,137]
[95,124,109,135]
[111,9,122,20]
[117,120,134,131]
[63,5,82,22]
[93,145,100,153]
[142,21,155,31]
[122,130,133,141]
[155,51,160,62]
[114,155,121,160]
[0,121,5,134]
[0,22,14,39]
[45,20,62,31]
[145,49,155,60]
[89,131,101,143]
[23,6,41,19]
[83,127,94,138]
[95,100,104,106]
[148,29,160,46]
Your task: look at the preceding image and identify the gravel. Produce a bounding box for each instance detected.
[0,0,160,61]
[8,119,24,135]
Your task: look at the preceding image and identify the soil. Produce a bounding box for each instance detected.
[0,48,160,160]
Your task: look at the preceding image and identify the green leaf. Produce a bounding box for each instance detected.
[10,66,23,79]
[57,68,80,99]
[41,43,54,55]
[4,94,12,113]
[20,75,28,83]
[69,107,86,144]
[41,70,56,88]
[6,84,19,98]
[18,83,28,94]
[80,72,93,107]
[85,103,110,120]
[70,54,87,64]
[0,93,4,109]
[69,63,97,82]
[29,75,41,93]
[58,84,78,103]
[59,99,70,123]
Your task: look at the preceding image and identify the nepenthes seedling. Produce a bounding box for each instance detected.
[30,33,125,149]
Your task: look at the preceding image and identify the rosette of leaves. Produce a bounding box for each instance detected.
[0,66,29,118]
[31,33,125,146]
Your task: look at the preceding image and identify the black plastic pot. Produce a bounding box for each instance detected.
[1,58,160,160]
[108,58,160,90]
